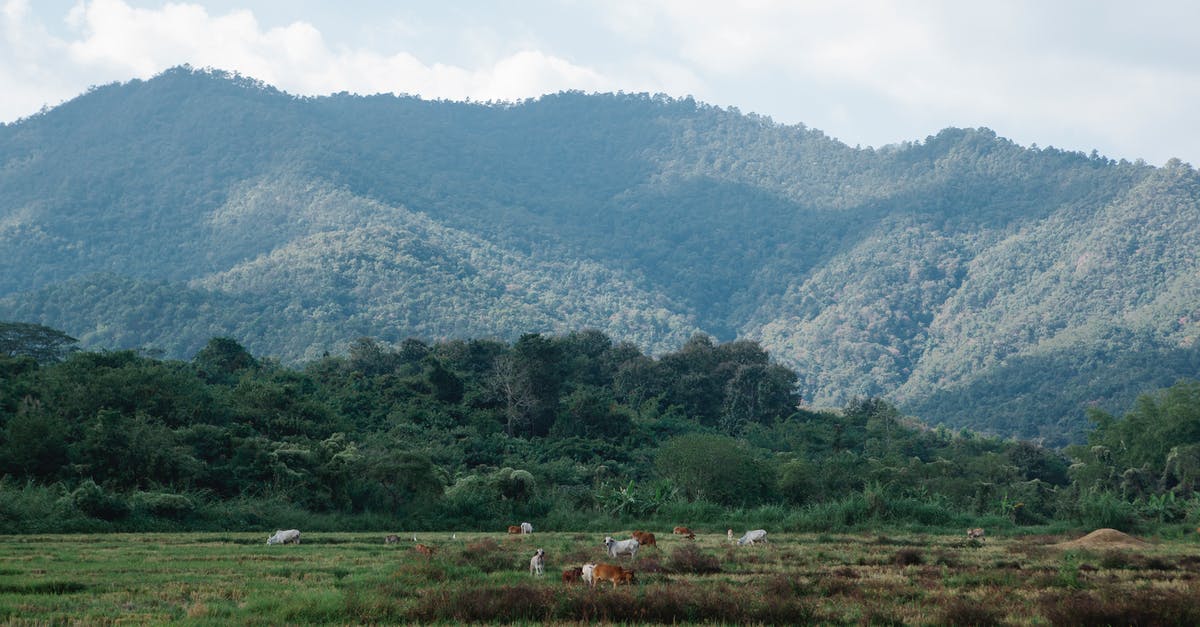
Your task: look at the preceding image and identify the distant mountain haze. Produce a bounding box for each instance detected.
[3,67,1198,445]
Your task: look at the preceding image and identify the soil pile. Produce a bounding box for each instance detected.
[1054,528,1149,550]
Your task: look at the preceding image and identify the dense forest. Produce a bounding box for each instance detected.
[2,322,1198,535]
[3,67,1200,444]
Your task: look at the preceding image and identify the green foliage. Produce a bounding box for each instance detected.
[3,68,1197,447]
[0,321,77,363]
[655,434,775,507]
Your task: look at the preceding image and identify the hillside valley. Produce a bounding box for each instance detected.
[3,67,1199,444]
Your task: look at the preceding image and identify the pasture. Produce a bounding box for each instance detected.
[1,529,1199,624]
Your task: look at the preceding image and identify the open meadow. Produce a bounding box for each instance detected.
[2,528,1199,625]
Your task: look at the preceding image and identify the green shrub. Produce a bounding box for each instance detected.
[63,479,129,521]
[130,491,196,519]
[1078,490,1135,531]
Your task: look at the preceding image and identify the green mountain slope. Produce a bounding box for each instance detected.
[2,67,1198,443]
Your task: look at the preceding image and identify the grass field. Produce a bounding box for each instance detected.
[2,528,1199,624]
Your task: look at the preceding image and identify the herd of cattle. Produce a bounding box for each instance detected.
[265,525,988,587]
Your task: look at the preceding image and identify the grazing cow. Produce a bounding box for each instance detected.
[737,529,768,546]
[266,529,301,545]
[529,548,545,576]
[604,536,639,559]
[521,522,534,534]
[415,544,436,557]
[591,563,635,588]
[384,534,400,545]
[581,563,596,585]
[630,530,657,548]
[507,525,522,534]
[967,528,986,540]
[673,526,696,540]
[562,566,583,584]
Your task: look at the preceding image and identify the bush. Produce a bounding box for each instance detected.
[1078,490,1135,531]
[1041,589,1200,626]
[667,543,721,574]
[893,548,924,566]
[131,491,196,519]
[63,479,129,521]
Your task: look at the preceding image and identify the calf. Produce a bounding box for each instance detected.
[581,563,596,585]
[529,548,545,576]
[562,566,583,584]
[415,544,436,557]
[604,536,639,559]
[967,528,986,540]
[507,525,522,534]
[266,529,301,545]
[631,530,657,548]
[384,534,400,545]
[591,563,635,588]
[672,526,696,540]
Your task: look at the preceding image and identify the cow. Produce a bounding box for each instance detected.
[673,526,696,540]
[521,522,534,534]
[529,548,545,576]
[967,528,986,540]
[562,566,583,584]
[581,563,596,585]
[604,536,639,559]
[727,528,734,543]
[415,544,436,557]
[736,529,767,546]
[630,530,657,549]
[384,534,400,545]
[591,563,635,588]
[266,529,301,545]
[507,525,522,534]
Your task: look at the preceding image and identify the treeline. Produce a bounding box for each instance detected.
[1,322,1197,534]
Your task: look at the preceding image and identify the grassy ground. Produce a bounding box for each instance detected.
[1,528,1199,624]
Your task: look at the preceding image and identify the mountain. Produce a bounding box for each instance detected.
[3,66,1198,444]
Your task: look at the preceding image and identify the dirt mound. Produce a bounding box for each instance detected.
[1054,528,1149,550]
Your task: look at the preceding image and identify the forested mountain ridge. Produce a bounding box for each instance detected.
[2,66,1198,443]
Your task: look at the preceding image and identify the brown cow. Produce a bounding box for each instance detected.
[672,526,696,540]
[507,525,522,534]
[966,528,986,541]
[591,563,635,588]
[630,530,657,548]
[415,544,436,557]
[561,567,583,584]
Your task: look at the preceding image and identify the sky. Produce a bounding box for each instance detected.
[2,0,1197,166]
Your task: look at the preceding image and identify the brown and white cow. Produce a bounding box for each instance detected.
[591,563,635,588]
[630,530,657,548]
[672,526,696,540]
[967,528,986,540]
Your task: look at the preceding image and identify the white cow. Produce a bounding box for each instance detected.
[604,536,639,559]
[581,563,596,585]
[529,548,545,576]
[267,529,301,545]
[737,529,767,545]
[521,522,533,534]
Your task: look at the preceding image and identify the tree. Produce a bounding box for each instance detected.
[359,444,444,514]
[0,322,77,363]
[193,337,257,383]
[655,433,775,506]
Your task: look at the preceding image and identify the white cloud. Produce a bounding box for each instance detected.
[0,0,632,121]
[0,0,1196,165]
